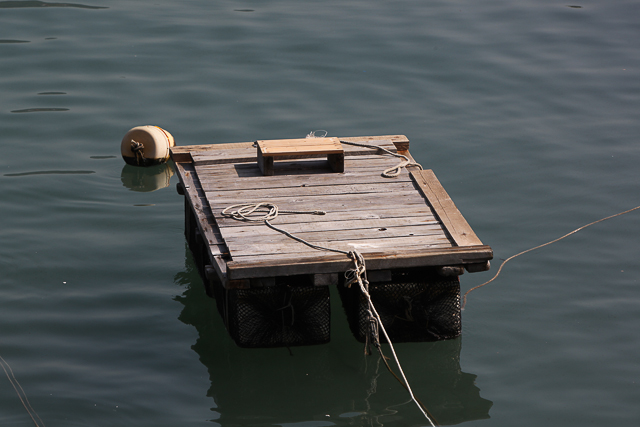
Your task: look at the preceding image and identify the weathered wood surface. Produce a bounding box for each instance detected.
[257,138,345,175]
[171,135,407,163]
[173,161,230,282]
[257,137,343,155]
[411,169,484,247]
[198,170,413,191]
[170,135,492,283]
[177,139,398,167]
[226,245,492,280]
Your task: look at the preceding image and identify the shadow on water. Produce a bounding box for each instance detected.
[173,247,492,426]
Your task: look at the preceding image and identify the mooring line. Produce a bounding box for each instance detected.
[462,204,640,310]
[222,202,437,426]
[0,354,45,427]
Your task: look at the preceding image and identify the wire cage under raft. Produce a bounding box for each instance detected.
[210,276,331,348]
[338,268,461,343]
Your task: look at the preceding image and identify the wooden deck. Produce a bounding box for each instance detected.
[171,135,492,289]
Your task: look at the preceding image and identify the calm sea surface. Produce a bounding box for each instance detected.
[1,1,639,426]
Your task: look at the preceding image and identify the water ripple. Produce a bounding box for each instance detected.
[10,107,69,113]
[0,1,107,9]
[4,170,95,177]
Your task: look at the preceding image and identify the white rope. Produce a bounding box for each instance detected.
[221,201,437,426]
[346,252,437,427]
[221,202,325,222]
[0,355,45,427]
[339,140,423,177]
[462,203,640,309]
[306,130,423,177]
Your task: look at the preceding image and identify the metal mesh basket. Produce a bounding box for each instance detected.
[212,276,331,348]
[338,268,461,343]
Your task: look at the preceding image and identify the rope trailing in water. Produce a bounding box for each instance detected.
[0,355,45,427]
[221,202,438,426]
[462,204,640,310]
[344,252,439,426]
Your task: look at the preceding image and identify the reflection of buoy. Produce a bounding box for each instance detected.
[121,126,175,166]
[121,163,174,192]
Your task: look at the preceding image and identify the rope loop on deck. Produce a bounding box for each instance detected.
[339,139,423,178]
[221,202,325,222]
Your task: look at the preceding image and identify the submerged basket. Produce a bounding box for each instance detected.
[338,268,461,343]
[213,276,331,348]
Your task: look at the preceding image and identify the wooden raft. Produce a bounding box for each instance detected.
[171,135,492,289]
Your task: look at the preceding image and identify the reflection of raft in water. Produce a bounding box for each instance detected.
[171,135,492,348]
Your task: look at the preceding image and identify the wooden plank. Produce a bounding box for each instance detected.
[172,135,406,156]
[218,216,440,235]
[257,138,345,175]
[194,154,407,175]
[221,223,447,245]
[340,135,409,150]
[211,200,430,217]
[411,169,484,247]
[174,163,226,253]
[191,148,395,166]
[205,191,429,214]
[223,238,452,258]
[257,137,342,154]
[204,181,416,200]
[190,144,394,167]
[225,236,453,258]
[191,146,255,166]
[197,170,413,192]
[194,154,404,174]
[184,138,399,166]
[261,146,341,155]
[225,245,493,280]
[229,241,458,263]
[173,161,230,285]
[213,206,438,227]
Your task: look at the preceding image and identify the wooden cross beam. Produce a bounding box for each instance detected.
[256,137,345,176]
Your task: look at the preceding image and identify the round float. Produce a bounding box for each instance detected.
[121,125,175,166]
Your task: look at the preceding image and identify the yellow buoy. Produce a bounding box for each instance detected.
[121,125,175,166]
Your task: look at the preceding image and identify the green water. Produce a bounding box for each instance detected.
[1,1,639,426]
